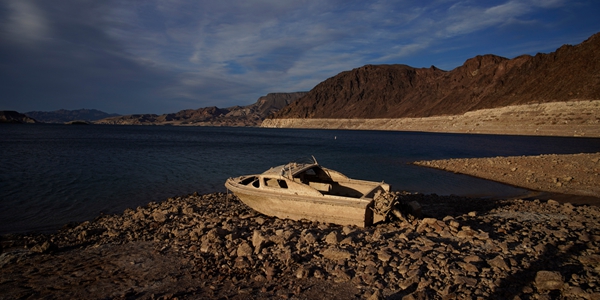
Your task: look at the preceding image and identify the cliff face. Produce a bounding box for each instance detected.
[95,92,307,126]
[262,100,600,137]
[272,33,600,119]
[0,111,37,123]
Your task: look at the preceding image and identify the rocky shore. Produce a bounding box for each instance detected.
[414,152,600,204]
[2,188,600,299]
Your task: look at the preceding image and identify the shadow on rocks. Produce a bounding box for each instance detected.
[489,236,591,299]
[398,192,511,220]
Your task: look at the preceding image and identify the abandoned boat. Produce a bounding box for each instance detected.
[225,157,403,227]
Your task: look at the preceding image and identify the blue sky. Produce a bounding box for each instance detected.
[1,0,598,114]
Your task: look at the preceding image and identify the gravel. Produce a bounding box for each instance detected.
[1,190,600,299]
[2,153,600,299]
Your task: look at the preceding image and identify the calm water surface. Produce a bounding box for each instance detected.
[1,124,599,234]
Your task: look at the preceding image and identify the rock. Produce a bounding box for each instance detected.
[277,248,293,264]
[132,210,146,221]
[459,262,479,273]
[263,263,277,280]
[399,275,419,290]
[367,289,383,300]
[463,255,481,263]
[182,206,195,215]
[303,232,317,244]
[416,219,436,233]
[77,230,89,241]
[295,266,309,279]
[200,240,211,253]
[449,220,460,229]
[455,276,478,287]
[321,247,352,260]
[237,242,253,257]
[324,231,342,244]
[564,286,591,298]
[6,187,600,300]
[406,201,422,217]
[30,241,55,254]
[535,270,564,291]
[269,235,286,245]
[205,228,227,241]
[340,236,354,246]
[475,231,489,240]
[252,230,267,254]
[342,226,355,235]
[487,255,509,271]
[377,250,392,262]
[456,229,476,238]
[152,211,167,223]
[364,265,378,275]
[253,274,266,282]
[234,256,250,269]
[333,269,352,282]
[313,269,325,279]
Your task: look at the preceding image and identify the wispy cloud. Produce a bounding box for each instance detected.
[3,0,50,43]
[0,0,596,114]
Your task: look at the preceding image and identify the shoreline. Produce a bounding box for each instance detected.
[261,100,600,138]
[414,152,600,205]
[2,193,600,298]
[2,192,599,299]
[2,153,600,298]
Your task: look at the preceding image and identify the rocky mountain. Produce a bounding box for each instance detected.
[25,109,120,123]
[96,92,307,126]
[271,32,600,119]
[0,111,37,123]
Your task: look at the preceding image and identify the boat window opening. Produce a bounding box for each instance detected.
[264,178,276,187]
[277,179,288,189]
[264,178,289,189]
[240,176,257,186]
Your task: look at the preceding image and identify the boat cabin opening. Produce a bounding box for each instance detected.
[264,178,288,189]
[235,163,387,200]
[293,166,366,198]
[239,176,288,189]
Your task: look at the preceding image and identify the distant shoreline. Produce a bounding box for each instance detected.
[262,100,600,138]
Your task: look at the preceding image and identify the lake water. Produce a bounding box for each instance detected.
[1,124,599,234]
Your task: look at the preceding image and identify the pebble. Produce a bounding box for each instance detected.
[535,270,564,291]
[1,191,600,299]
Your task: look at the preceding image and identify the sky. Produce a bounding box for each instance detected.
[1,0,598,115]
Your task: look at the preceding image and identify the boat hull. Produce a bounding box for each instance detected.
[226,178,379,227]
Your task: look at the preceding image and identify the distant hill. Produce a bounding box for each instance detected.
[270,32,600,119]
[95,92,307,126]
[25,109,120,123]
[0,111,37,123]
